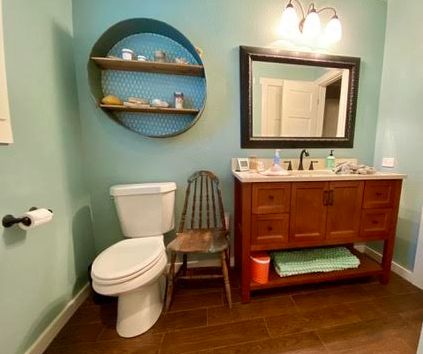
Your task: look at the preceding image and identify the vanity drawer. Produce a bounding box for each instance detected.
[251,214,289,249]
[360,208,393,238]
[252,183,291,214]
[363,181,396,209]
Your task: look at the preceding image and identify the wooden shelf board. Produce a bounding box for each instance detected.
[100,104,199,115]
[251,250,383,290]
[91,57,205,77]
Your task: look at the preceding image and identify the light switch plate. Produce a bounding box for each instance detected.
[382,157,395,168]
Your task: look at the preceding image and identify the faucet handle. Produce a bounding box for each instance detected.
[309,161,319,171]
[283,161,293,171]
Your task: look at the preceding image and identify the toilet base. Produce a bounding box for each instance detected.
[116,279,163,338]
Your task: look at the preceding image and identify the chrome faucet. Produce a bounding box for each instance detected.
[298,149,310,170]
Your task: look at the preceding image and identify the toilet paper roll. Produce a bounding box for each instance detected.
[19,208,53,230]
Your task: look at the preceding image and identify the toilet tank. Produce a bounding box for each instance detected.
[110,182,176,238]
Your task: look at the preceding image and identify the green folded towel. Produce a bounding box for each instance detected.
[272,247,360,278]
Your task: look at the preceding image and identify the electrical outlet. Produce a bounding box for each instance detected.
[382,157,395,168]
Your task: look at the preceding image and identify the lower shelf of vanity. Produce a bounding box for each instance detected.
[250,249,383,291]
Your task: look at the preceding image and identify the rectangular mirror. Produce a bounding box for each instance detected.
[240,46,360,148]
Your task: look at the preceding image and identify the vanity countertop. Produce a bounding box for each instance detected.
[232,170,407,183]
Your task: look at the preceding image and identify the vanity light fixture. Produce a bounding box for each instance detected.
[280,0,342,43]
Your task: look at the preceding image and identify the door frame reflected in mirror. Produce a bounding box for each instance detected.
[240,46,360,149]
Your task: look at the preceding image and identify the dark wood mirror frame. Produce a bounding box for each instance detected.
[240,46,361,149]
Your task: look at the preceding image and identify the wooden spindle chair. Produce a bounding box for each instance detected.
[165,171,232,311]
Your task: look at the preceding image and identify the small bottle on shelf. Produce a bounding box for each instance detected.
[174,92,184,109]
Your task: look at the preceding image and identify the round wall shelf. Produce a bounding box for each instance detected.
[88,18,207,138]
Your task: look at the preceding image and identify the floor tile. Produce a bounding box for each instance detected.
[152,308,207,333]
[373,292,423,315]
[207,295,296,326]
[360,275,422,298]
[316,315,410,352]
[67,302,116,326]
[212,331,327,354]
[49,322,104,346]
[45,333,163,354]
[169,290,223,312]
[291,284,371,311]
[265,303,364,337]
[160,318,269,354]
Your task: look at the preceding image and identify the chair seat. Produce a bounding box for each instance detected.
[167,228,229,253]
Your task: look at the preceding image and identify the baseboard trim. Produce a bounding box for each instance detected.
[362,246,416,285]
[25,283,91,354]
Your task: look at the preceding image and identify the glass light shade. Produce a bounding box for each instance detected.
[325,16,342,43]
[280,4,300,37]
[303,9,321,39]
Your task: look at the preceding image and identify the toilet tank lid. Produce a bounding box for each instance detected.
[110,182,177,196]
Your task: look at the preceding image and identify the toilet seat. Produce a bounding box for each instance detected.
[92,237,165,285]
[92,250,167,296]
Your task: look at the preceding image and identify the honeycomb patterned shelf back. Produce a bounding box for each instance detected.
[97,29,206,138]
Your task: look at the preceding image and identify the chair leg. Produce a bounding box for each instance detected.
[225,248,230,267]
[221,251,232,309]
[182,253,188,276]
[165,252,177,312]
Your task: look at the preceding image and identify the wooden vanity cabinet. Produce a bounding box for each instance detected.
[234,177,403,303]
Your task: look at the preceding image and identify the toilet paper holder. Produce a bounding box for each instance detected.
[2,207,53,228]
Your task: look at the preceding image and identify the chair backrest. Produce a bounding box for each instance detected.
[179,171,226,232]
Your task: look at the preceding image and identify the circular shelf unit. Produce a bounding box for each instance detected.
[88,18,207,138]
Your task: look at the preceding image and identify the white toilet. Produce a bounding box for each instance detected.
[91,182,176,338]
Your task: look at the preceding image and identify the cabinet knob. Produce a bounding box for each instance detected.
[267,226,273,232]
[268,195,274,201]
[372,220,379,225]
[376,192,383,197]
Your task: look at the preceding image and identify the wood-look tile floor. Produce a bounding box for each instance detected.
[45,270,423,354]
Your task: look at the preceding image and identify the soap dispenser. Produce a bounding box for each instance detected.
[271,149,283,172]
[326,150,336,170]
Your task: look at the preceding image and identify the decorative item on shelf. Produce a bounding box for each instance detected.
[151,99,170,108]
[280,0,342,43]
[101,95,123,106]
[154,50,167,63]
[174,57,189,64]
[174,92,184,109]
[137,55,148,62]
[124,97,151,108]
[248,155,258,171]
[121,48,135,60]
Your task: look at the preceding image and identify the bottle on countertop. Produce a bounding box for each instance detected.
[271,149,284,172]
[326,150,336,170]
[273,149,281,166]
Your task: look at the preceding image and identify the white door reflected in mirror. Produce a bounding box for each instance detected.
[252,61,349,139]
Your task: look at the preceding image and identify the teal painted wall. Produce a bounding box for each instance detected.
[72,0,387,254]
[0,0,95,353]
[373,0,423,270]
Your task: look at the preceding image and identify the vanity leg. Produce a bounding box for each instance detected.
[241,286,251,303]
[381,237,395,284]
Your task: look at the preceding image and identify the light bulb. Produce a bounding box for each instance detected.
[303,9,321,40]
[280,3,300,37]
[325,15,342,43]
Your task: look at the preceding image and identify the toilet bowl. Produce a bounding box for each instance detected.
[90,182,176,338]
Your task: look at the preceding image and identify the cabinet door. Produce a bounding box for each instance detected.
[360,208,393,239]
[326,181,364,240]
[363,181,396,209]
[252,183,291,214]
[290,182,328,242]
[251,214,289,250]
